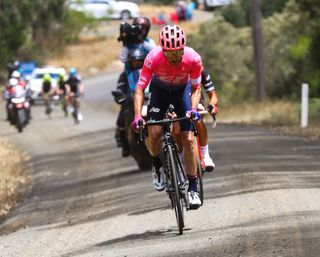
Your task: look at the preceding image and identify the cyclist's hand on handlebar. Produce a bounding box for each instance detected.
[186,107,201,121]
[131,115,145,133]
[207,104,218,116]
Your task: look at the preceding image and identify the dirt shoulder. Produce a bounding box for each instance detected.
[0,138,31,222]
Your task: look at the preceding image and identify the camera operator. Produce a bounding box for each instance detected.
[118,17,156,64]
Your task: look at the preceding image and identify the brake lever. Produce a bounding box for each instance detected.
[138,120,144,143]
[207,105,217,128]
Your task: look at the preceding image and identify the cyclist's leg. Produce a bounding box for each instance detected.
[145,81,168,191]
[175,83,201,207]
[196,108,215,171]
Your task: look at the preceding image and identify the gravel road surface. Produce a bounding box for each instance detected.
[0,72,320,257]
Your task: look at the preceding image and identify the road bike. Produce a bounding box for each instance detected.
[139,105,200,235]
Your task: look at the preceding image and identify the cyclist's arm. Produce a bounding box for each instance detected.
[208,90,218,106]
[119,47,129,63]
[191,86,201,109]
[134,87,144,117]
[190,55,202,109]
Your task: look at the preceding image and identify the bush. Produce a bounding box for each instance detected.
[188,1,311,105]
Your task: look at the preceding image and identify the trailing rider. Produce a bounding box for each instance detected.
[65,68,84,121]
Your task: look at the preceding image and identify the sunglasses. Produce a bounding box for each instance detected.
[163,49,184,58]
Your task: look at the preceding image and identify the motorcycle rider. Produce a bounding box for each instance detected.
[65,68,84,121]
[112,48,146,157]
[119,17,156,64]
[4,78,19,122]
[7,60,20,79]
[114,17,155,150]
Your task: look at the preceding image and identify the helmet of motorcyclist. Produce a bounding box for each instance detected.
[69,67,77,77]
[11,70,21,79]
[159,25,186,51]
[132,17,151,40]
[13,60,20,68]
[43,73,51,82]
[8,78,18,88]
[127,48,146,70]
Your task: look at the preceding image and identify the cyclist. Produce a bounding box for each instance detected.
[57,73,68,116]
[132,25,203,209]
[197,67,219,171]
[112,48,146,157]
[41,73,54,114]
[65,68,84,121]
[173,67,219,172]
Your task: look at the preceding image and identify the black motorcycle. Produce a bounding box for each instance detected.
[8,85,30,132]
[112,69,151,170]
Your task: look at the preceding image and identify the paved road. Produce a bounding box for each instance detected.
[1,72,320,257]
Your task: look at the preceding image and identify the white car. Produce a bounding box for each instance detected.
[68,0,140,20]
[29,66,66,102]
[202,0,233,10]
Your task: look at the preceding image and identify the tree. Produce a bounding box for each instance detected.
[251,0,266,101]
[0,0,68,67]
[221,0,289,27]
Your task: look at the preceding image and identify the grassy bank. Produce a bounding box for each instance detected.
[217,100,320,140]
[0,138,30,222]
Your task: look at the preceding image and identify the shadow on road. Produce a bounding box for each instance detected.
[1,124,320,250]
[59,210,320,257]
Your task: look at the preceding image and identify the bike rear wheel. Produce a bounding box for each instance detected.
[167,145,184,235]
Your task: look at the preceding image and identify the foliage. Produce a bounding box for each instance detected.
[0,0,90,74]
[188,1,313,104]
[220,0,289,27]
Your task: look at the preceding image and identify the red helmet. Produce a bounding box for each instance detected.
[132,17,151,36]
[159,25,186,51]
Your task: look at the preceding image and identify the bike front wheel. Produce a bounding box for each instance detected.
[167,145,184,235]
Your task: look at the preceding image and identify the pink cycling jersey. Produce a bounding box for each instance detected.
[137,46,202,90]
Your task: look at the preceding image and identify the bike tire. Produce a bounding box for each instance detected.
[16,109,25,133]
[167,145,184,235]
[197,158,204,205]
[72,102,79,124]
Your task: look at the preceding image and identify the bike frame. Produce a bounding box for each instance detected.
[142,107,193,235]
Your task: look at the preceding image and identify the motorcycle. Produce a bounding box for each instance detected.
[112,69,151,170]
[8,85,30,132]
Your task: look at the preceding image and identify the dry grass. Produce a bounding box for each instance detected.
[0,138,30,222]
[49,36,122,76]
[216,100,320,140]
[220,101,300,125]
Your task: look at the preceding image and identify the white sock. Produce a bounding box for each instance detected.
[201,144,209,158]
